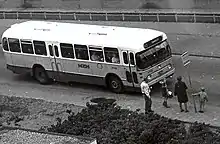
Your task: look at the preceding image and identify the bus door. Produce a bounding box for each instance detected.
[122,51,139,88]
[47,42,63,81]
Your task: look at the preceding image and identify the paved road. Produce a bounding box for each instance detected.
[0,20,220,107]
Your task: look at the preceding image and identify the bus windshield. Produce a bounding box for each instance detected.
[135,40,171,69]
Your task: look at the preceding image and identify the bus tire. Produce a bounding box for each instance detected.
[33,66,50,84]
[107,76,123,93]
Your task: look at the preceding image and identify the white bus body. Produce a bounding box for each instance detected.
[1,21,175,93]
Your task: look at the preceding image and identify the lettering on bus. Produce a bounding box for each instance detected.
[78,64,90,69]
[111,67,117,70]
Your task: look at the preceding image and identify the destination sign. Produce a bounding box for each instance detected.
[144,36,163,49]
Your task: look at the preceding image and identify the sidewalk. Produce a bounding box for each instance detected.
[115,95,220,128]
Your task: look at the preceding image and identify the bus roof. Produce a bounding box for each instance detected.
[2,21,167,52]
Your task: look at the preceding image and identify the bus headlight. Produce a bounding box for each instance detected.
[158,65,161,69]
[168,64,172,69]
[147,75,152,80]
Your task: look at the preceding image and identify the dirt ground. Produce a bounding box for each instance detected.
[0,95,84,131]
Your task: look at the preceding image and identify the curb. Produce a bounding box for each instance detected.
[172,52,220,59]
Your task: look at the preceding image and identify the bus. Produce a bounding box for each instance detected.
[1,21,175,93]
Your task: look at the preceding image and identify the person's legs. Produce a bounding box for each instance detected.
[203,102,206,112]
[163,97,170,108]
[199,101,205,113]
[145,97,153,113]
[179,102,184,112]
[184,103,189,112]
[149,98,153,112]
[144,97,148,114]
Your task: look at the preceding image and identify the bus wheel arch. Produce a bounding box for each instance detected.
[105,73,124,93]
[32,64,50,84]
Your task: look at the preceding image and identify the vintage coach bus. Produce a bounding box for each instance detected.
[1,21,175,93]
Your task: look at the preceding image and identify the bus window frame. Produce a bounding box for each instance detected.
[2,37,9,51]
[54,45,60,57]
[129,52,135,66]
[104,47,120,64]
[33,40,47,56]
[49,45,54,56]
[74,44,89,61]
[123,51,128,65]
[20,39,34,54]
[60,43,75,59]
[89,46,104,62]
[135,40,171,70]
[8,38,21,53]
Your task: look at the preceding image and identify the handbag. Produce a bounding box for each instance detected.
[167,90,173,98]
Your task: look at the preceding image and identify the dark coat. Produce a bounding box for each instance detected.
[174,81,188,103]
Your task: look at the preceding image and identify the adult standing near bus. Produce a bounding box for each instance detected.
[174,76,189,112]
[141,78,153,114]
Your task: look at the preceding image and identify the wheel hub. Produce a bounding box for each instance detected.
[111,81,118,89]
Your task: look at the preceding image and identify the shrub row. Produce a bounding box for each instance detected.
[45,98,220,144]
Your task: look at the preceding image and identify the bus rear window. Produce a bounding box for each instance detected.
[21,40,34,54]
[2,37,9,51]
[33,41,47,56]
[8,38,21,53]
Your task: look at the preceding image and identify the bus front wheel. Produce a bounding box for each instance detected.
[107,76,123,93]
[33,66,50,84]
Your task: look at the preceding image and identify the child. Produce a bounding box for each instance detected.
[161,79,170,108]
[160,78,173,108]
[192,87,208,113]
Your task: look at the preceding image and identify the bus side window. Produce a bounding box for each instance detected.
[2,37,9,51]
[49,45,53,56]
[89,46,104,62]
[74,44,89,60]
[8,38,21,53]
[104,47,120,64]
[33,40,47,56]
[21,40,34,54]
[60,43,74,59]
[54,45,59,57]
[123,52,128,64]
[130,52,135,65]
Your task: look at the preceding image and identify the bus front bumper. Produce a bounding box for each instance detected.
[148,68,175,86]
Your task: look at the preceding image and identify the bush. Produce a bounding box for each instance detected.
[46,98,220,144]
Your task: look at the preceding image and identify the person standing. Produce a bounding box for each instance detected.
[192,87,208,113]
[161,79,170,108]
[174,76,189,112]
[140,78,153,114]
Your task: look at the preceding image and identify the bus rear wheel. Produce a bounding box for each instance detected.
[107,76,123,93]
[33,66,50,84]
